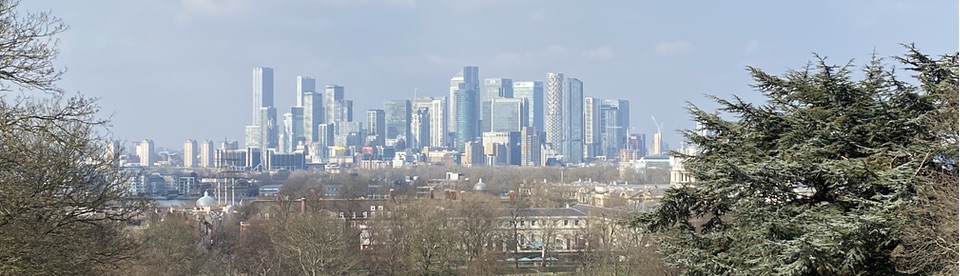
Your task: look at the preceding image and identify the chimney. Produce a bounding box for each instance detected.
[429,188,435,199]
[300,197,307,214]
[509,190,516,201]
[460,191,466,201]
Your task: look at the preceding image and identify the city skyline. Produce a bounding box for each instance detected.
[21,1,957,149]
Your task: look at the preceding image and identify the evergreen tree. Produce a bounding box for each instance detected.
[635,46,958,275]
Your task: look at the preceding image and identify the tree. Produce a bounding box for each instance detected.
[636,47,953,275]
[269,213,363,276]
[0,0,145,274]
[893,47,959,275]
[132,214,226,276]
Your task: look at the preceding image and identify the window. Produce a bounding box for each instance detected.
[370,206,376,211]
[520,221,525,226]
[564,220,569,226]
[531,220,537,226]
[574,220,580,226]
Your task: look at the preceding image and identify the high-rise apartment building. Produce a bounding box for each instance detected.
[252,67,274,124]
[183,139,198,167]
[334,99,354,123]
[482,78,513,132]
[410,107,430,149]
[366,109,386,146]
[324,85,345,124]
[302,92,323,144]
[513,81,543,131]
[583,97,601,160]
[490,98,527,133]
[136,139,155,167]
[244,125,261,148]
[448,66,479,136]
[384,99,411,148]
[544,72,564,149]
[200,140,215,167]
[259,107,279,149]
[561,77,584,164]
[296,76,316,107]
[288,107,305,152]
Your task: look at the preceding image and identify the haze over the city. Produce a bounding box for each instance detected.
[22,0,958,149]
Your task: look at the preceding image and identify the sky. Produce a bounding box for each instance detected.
[20,0,959,150]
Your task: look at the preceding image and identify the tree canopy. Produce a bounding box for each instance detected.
[636,46,958,275]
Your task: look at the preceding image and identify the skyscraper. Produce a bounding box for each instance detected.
[482,78,513,132]
[413,97,447,149]
[601,99,630,159]
[334,99,353,123]
[490,98,527,133]
[200,140,214,167]
[561,77,583,164]
[544,72,564,149]
[136,139,155,167]
[252,67,274,124]
[583,97,601,160]
[366,109,386,146]
[453,83,478,151]
[302,91,323,144]
[183,139,197,167]
[289,107,305,152]
[410,107,430,149]
[600,104,623,159]
[448,66,479,136]
[296,76,316,107]
[324,85,345,124]
[513,81,543,131]
[383,99,411,148]
[521,126,541,167]
[259,106,279,149]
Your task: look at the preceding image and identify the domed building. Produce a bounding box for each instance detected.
[473,178,487,192]
[196,191,217,209]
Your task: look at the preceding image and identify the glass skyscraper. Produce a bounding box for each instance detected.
[454,83,478,151]
[482,78,513,132]
[513,81,543,131]
[561,77,583,164]
[490,98,527,133]
[383,99,411,147]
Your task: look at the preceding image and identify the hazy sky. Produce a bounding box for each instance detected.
[21,0,959,150]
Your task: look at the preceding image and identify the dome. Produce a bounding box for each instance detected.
[473,178,487,191]
[196,191,217,208]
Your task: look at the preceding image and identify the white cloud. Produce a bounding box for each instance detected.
[745,39,760,53]
[580,46,614,61]
[654,40,694,57]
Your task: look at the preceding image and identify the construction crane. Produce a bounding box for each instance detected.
[650,116,663,135]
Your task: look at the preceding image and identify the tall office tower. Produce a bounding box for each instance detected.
[104,140,122,165]
[520,126,541,166]
[651,131,663,156]
[259,106,279,149]
[453,83,478,151]
[281,112,292,153]
[600,99,630,159]
[366,109,386,146]
[544,72,564,149]
[513,81,543,130]
[481,78,513,132]
[622,134,645,161]
[490,98,527,132]
[383,99,411,148]
[289,107,305,152]
[412,97,447,149]
[200,140,215,167]
[183,139,198,167]
[448,66,480,135]
[583,97,601,160]
[324,85,345,124]
[410,107,430,149]
[334,99,354,123]
[296,76,316,107]
[252,67,274,124]
[136,139,155,167]
[244,125,262,148]
[600,104,623,159]
[334,122,363,148]
[561,77,584,164]
[302,92,323,144]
